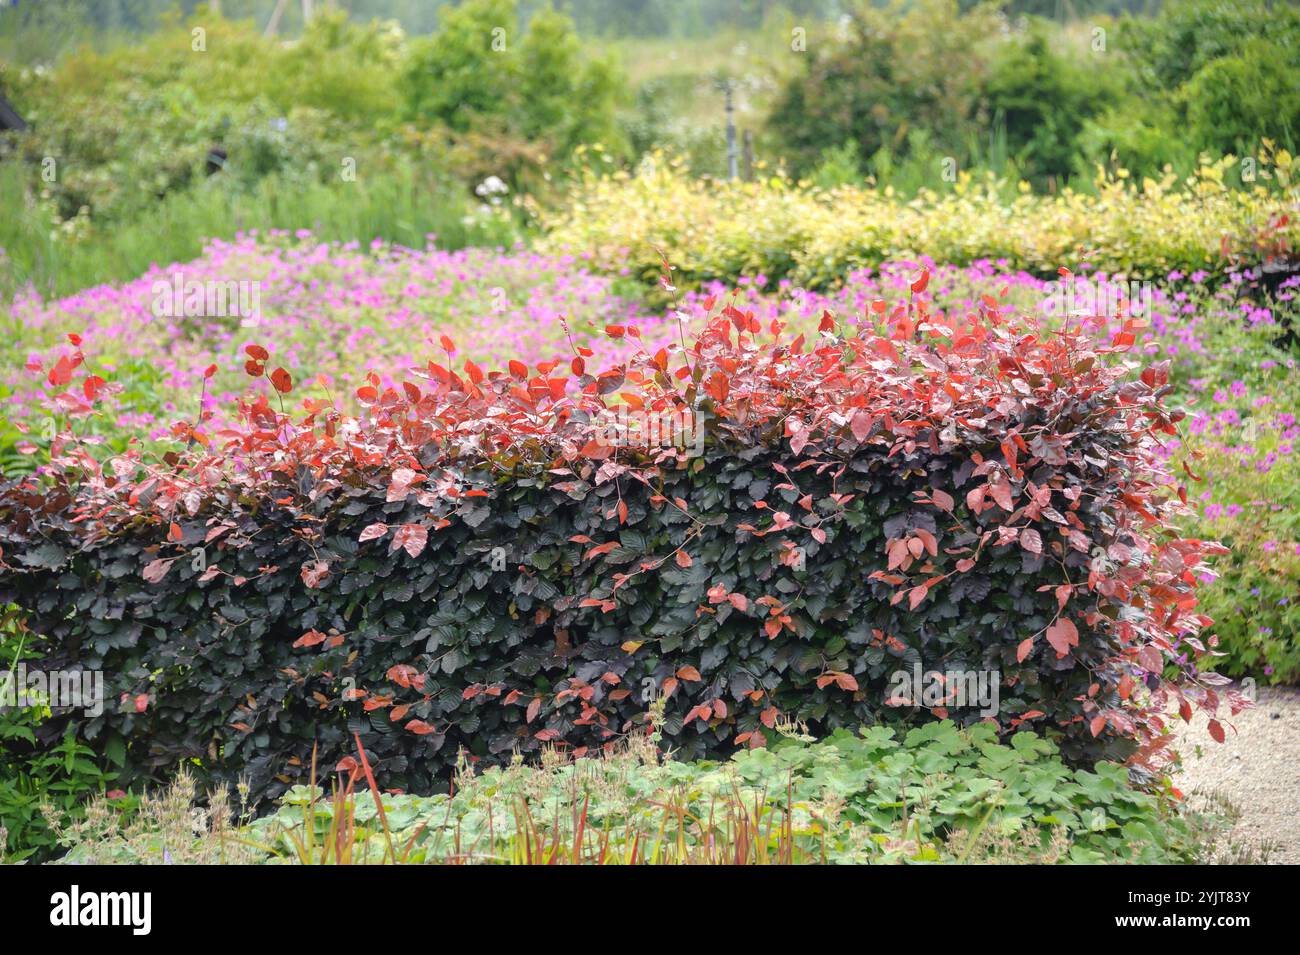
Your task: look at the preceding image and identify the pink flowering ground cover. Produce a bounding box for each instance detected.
[0,243,1083,450]
[3,232,674,443]
[4,238,1297,682]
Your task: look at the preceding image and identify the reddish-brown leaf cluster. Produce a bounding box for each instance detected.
[1,274,1248,796]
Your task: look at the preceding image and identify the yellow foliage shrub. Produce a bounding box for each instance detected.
[537,149,1300,292]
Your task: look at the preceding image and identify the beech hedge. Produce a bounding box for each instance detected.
[0,273,1243,804]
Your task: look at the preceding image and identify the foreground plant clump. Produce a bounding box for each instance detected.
[0,270,1243,808]
[51,722,1217,865]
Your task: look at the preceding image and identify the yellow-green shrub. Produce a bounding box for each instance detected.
[538,150,1300,292]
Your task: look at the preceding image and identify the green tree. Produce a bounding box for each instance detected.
[767,0,1001,177]
[403,0,625,149]
[981,24,1121,181]
[1184,38,1300,155]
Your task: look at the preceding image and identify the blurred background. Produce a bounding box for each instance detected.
[1,0,1296,296]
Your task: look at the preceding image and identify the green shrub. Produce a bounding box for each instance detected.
[401,0,628,191]
[1183,40,1300,156]
[0,612,120,862]
[767,0,997,179]
[981,24,1122,183]
[1117,0,1300,163]
[4,12,407,225]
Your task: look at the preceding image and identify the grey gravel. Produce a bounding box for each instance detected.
[1173,683,1300,864]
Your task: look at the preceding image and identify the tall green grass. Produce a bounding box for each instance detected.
[0,160,524,300]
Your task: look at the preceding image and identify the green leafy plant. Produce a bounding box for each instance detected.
[55,722,1222,865]
[0,611,120,864]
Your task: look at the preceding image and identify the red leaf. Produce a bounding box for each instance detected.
[358,522,389,542]
[293,629,328,648]
[270,367,293,393]
[406,720,436,735]
[1045,618,1079,656]
[704,371,730,402]
[1055,584,1071,611]
[83,375,106,402]
[1016,637,1034,663]
[142,558,173,583]
[300,560,331,589]
[391,524,429,558]
[1207,719,1226,744]
[386,467,422,503]
[387,668,420,689]
[850,411,873,442]
[48,354,77,386]
[989,478,1014,512]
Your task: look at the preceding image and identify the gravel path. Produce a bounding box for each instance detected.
[1173,683,1300,864]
